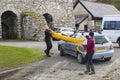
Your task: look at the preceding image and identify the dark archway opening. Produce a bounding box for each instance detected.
[1,11,18,39]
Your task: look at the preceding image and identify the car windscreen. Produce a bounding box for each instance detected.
[69,33,84,39]
[95,36,108,44]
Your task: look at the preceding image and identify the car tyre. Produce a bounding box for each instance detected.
[104,57,111,61]
[58,45,60,51]
[77,53,84,64]
[60,47,65,56]
[118,39,120,47]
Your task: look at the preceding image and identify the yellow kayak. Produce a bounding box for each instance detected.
[51,30,85,45]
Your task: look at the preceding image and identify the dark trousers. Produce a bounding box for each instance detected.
[84,52,94,65]
[84,52,95,73]
[45,41,52,55]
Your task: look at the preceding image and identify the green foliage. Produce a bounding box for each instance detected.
[96,0,120,10]
[0,45,45,68]
[73,0,77,4]
[21,12,39,18]
[73,0,78,7]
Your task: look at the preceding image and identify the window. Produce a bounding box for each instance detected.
[95,20,102,26]
[95,36,108,44]
[76,34,84,39]
[70,34,76,38]
[62,29,74,32]
[116,21,120,29]
[70,33,84,39]
[103,21,120,30]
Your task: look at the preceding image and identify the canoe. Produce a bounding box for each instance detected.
[51,30,85,45]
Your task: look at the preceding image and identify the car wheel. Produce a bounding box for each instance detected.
[60,47,64,56]
[118,39,120,47]
[77,53,84,64]
[104,57,111,61]
[58,45,60,50]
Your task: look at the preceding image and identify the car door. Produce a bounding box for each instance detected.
[67,34,79,57]
[60,40,71,52]
[64,41,72,51]
[69,33,86,57]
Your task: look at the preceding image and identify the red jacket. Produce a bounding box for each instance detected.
[83,37,95,53]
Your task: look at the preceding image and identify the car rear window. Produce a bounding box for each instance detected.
[95,36,108,44]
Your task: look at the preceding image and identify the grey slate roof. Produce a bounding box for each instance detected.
[79,0,120,18]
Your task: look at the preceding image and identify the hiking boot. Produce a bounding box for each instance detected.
[47,54,51,57]
[89,65,95,75]
[44,50,46,53]
[84,70,90,74]
[89,71,95,75]
[44,50,51,57]
[84,63,90,74]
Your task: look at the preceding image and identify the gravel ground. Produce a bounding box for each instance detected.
[0,41,119,80]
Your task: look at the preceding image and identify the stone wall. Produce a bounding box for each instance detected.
[0,0,75,41]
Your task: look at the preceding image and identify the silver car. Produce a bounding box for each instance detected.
[58,33,114,64]
[53,27,74,35]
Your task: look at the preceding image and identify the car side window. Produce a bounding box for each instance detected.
[69,29,74,32]
[57,29,60,32]
[62,29,67,31]
[70,34,76,38]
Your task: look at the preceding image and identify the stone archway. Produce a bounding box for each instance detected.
[1,11,18,39]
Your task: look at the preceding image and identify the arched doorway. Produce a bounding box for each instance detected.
[1,11,18,39]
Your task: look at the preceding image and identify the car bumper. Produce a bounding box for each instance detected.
[93,50,114,59]
[82,50,114,60]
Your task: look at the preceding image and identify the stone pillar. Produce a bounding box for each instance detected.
[17,16,22,39]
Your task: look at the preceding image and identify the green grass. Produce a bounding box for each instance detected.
[0,45,45,68]
[96,0,120,10]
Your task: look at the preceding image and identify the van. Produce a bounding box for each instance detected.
[101,15,120,47]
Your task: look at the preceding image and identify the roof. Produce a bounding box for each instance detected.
[79,0,120,18]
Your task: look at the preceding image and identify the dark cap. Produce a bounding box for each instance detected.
[89,32,94,37]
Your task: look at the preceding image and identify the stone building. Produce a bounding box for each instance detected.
[0,0,75,41]
[74,0,120,31]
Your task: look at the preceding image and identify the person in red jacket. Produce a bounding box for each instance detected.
[84,32,95,75]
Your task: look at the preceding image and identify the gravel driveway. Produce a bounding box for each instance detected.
[0,41,120,80]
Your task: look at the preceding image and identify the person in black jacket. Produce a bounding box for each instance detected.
[44,28,52,57]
